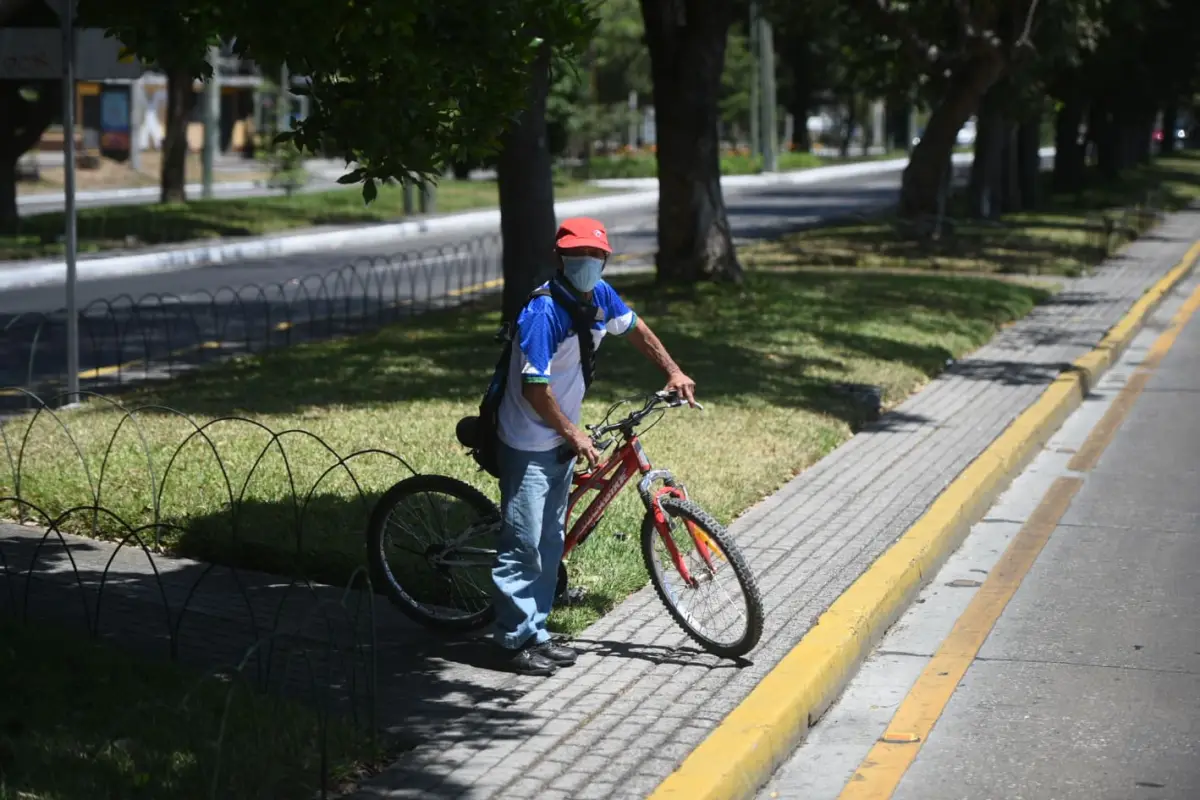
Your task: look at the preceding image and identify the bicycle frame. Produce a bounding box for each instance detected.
[562,431,712,585]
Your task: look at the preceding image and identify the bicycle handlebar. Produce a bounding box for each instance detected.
[557,390,701,464]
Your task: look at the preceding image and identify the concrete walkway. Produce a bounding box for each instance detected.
[2,207,1197,798]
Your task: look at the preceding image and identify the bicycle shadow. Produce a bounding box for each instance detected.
[571,636,751,670]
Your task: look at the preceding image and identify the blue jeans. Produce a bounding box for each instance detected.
[492,441,575,650]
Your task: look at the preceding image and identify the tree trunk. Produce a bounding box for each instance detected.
[885,99,911,152]
[0,80,59,234]
[839,95,857,158]
[1016,117,1041,210]
[1160,103,1178,155]
[0,156,17,235]
[1134,112,1154,164]
[968,87,1005,219]
[161,67,194,204]
[641,0,741,284]
[899,51,1006,219]
[1052,96,1085,193]
[497,44,557,323]
[1092,100,1120,181]
[1003,122,1022,212]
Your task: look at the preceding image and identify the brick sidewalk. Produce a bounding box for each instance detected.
[3,207,1198,799]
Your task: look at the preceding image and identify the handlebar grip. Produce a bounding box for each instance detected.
[556,445,575,463]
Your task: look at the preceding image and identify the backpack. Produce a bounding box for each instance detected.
[455,279,599,478]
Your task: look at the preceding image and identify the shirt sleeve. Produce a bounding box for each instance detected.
[516,298,564,384]
[595,280,638,336]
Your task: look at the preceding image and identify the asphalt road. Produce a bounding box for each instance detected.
[0,162,966,399]
[0,167,913,314]
[759,271,1200,800]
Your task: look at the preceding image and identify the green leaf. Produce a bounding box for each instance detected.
[362,179,378,205]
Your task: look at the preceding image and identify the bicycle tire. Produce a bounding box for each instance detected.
[366,474,499,632]
[641,496,764,658]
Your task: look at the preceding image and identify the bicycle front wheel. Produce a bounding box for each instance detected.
[641,497,764,658]
[366,474,500,631]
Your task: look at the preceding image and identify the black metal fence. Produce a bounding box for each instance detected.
[0,390,414,797]
[1,233,506,407]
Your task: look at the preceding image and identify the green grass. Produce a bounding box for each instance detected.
[766,151,1200,278]
[0,620,380,799]
[0,267,1050,636]
[1,177,609,261]
[578,149,906,180]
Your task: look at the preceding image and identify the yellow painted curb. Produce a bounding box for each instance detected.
[647,239,1200,800]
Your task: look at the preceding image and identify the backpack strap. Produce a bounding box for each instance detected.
[548,278,599,389]
[506,281,598,389]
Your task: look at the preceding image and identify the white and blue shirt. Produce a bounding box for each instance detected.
[497,278,637,452]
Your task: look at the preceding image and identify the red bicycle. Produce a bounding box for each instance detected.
[366,391,764,658]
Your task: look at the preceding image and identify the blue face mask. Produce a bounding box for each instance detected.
[561,256,605,292]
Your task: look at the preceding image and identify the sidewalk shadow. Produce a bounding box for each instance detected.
[0,522,535,798]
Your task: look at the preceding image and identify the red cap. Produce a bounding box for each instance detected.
[555,217,612,253]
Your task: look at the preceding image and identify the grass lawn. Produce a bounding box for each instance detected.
[0,620,379,799]
[1,176,609,261]
[1,267,1050,635]
[580,148,906,180]
[766,151,1200,278]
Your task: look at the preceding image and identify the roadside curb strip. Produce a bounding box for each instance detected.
[17,180,262,208]
[648,236,1200,800]
[0,153,1009,293]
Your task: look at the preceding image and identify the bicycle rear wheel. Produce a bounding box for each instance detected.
[366,474,500,631]
[641,497,764,658]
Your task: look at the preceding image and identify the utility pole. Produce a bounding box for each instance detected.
[277,63,290,135]
[130,75,144,172]
[202,45,220,198]
[60,0,79,404]
[748,1,760,158]
[757,13,778,171]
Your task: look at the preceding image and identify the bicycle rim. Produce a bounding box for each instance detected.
[370,477,499,628]
[641,497,763,658]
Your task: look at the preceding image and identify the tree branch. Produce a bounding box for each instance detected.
[1014,0,1040,48]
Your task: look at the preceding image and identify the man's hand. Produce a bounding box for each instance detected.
[665,370,697,407]
[567,427,600,468]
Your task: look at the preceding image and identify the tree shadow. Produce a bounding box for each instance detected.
[126,271,1050,435]
[0,518,538,799]
[0,239,503,410]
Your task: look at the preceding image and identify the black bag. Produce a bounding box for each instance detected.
[455,279,599,478]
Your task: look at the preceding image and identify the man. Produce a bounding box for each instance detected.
[492,216,696,675]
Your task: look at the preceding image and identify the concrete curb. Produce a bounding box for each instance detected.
[646,237,1200,800]
[17,180,262,207]
[0,155,952,293]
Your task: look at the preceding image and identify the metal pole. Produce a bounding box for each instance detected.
[130,76,144,172]
[758,15,778,172]
[62,0,79,404]
[202,46,220,198]
[748,1,759,158]
[277,63,290,134]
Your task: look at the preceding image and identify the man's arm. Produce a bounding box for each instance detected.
[626,318,697,405]
[522,383,600,466]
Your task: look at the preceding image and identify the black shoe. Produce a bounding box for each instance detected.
[498,646,558,676]
[531,641,578,666]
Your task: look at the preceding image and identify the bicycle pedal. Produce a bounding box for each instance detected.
[564,586,588,606]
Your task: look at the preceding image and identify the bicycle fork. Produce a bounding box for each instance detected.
[636,470,719,587]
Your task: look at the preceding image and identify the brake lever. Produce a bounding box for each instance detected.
[656,389,703,411]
